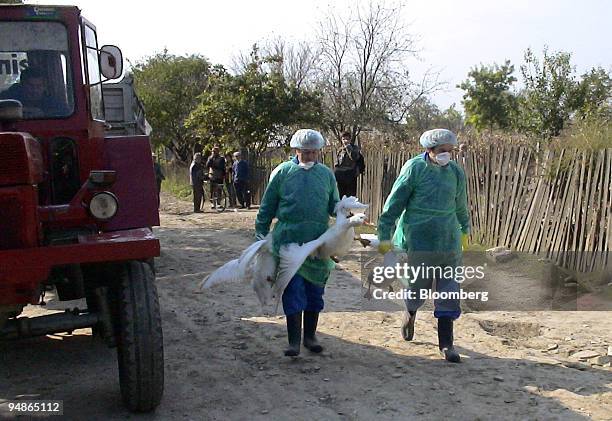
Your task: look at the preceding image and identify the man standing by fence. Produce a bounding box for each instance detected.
[232,151,250,209]
[189,153,204,213]
[206,145,226,209]
[334,131,363,197]
[377,128,470,363]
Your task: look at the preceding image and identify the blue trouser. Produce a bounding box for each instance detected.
[282,274,325,316]
[404,271,461,320]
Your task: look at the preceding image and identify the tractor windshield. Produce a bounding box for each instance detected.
[0,21,74,119]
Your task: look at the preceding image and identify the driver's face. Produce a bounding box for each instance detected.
[23,77,45,100]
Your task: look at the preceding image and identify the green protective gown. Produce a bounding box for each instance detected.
[377,153,470,268]
[255,160,340,287]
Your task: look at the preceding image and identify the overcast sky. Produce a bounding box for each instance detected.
[30,0,612,111]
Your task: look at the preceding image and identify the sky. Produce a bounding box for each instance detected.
[28,0,612,111]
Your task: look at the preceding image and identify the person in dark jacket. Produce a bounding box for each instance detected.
[224,152,237,207]
[206,145,226,209]
[232,151,250,209]
[153,154,165,209]
[334,131,361,197]
[189,153,204,213]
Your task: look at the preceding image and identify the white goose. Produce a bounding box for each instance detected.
[201,196,369,311]
[273,196,369,305]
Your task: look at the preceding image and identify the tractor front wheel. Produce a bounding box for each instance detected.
[115,260,164,412]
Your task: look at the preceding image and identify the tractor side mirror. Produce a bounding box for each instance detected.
[0,100,23,122]
[100,45,123,80]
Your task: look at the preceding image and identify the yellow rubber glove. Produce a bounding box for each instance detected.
[378,240,393,255]
[461,233,469,251]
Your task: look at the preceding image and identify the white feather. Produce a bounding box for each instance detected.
[200,259,240,289]
[250,249,277,306]
[200,234,277,308]
[275,239,325,310]
[238,239,268,279]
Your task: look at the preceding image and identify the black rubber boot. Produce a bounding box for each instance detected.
[401,310,417,341]
[303,311,323,353]
[438,317,461,363]
[284,312,302,357]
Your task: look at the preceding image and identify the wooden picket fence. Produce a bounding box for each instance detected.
[249,149,339,204]
[460,146,611,272]
[251,145,612,273]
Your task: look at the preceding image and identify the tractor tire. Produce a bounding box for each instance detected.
[115,261,164,412]
[144,257,156,275]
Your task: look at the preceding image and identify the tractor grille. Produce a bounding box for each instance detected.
[0,186,38,250]
[0,194,23,250]
[0,139,27,185]
[0,134,43,186]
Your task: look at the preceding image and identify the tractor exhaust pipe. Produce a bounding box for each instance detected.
[0,309,100,339]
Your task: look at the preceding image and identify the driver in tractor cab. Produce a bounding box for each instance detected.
[0,67,68,118]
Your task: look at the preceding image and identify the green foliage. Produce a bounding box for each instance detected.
[518,48,578,139]
[404,97,464,135]
[556,114,612,151]
[573,67,612,120]
[460,48,612,146]
[458,60,517,131]
[160,163,192,200]
[187,46,323,153]
[132,50,210,162]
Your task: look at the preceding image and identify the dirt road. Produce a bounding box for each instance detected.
[1,192,611,420]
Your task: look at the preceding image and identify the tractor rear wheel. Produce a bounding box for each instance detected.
[115,260,164,412]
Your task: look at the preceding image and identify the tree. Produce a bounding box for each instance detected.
[187,47,323,153]
[404,98,464,135]
[518,48,578,139]
[458,60,517,132]
[573,66,612,120]
[438,104,464,133]
[132,50,210,162]
[235,37,319,91]
[404,97,441,133]
[316,1,441,144]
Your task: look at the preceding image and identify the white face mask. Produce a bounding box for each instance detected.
[434,152,451,166]
[298,161,315,170]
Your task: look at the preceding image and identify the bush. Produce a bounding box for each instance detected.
[160,163,192,200]
[553,116,612,151]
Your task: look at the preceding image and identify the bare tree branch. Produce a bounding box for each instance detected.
[316,0,434,143]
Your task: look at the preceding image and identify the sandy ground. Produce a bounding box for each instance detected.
[1,191,611,420]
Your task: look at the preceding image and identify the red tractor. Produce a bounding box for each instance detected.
[0,5,164,412]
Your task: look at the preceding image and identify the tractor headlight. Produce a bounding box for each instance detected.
[89,192,118,221]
